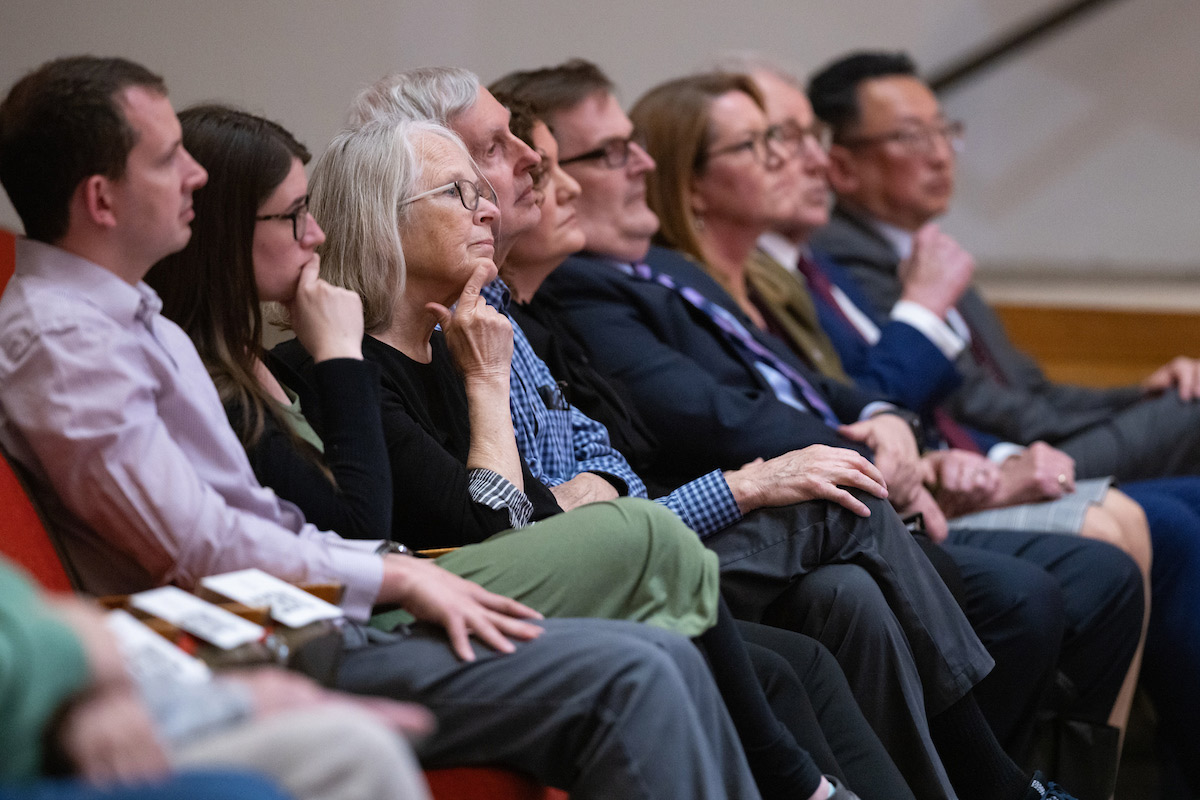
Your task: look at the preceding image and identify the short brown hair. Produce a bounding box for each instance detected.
[630,72,764,266]
[0,56,167,242]
[489,59,614,126]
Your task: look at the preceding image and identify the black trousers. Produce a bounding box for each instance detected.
[945,527,1143,756]
[709,492,993,800]
[739,619,915,800]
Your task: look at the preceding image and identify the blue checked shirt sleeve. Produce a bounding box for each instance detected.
[653,469,742,538]
[467,468,533,528]
[502,292,645,495]
[567,404,646,496]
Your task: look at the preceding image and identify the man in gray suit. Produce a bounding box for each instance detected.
[808,51,1200,482]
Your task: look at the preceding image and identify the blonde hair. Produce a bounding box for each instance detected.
[629,72,764,266]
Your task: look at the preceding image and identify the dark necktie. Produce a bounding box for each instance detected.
[794,254,864,338]
[622,262,842,428]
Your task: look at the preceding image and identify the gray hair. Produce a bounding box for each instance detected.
[711,52,805,91]
[310,117,471,333]
[346,66,480,128]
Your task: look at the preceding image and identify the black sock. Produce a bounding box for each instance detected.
[929,693,1029,800]
[695,601,824,800]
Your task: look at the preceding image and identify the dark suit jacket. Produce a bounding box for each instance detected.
[541,245,880,490]
[748,246,961,414]
[810,204,1141,445]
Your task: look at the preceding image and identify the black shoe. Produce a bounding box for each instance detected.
[1022,770,1079,800]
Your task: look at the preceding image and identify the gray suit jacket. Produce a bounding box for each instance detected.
[810,204,1142,447]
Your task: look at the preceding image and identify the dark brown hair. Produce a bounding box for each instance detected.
[145,104,314,454]
[0,56,167,242]
[489,59,614,125]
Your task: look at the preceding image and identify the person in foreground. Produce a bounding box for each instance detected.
[0,556,434,800]
[0,55,765,800]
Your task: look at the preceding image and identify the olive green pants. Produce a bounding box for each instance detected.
[372,497,718,636]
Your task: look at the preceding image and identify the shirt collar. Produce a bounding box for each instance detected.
[480,277,512,312]
[757,232,804,274]
[865,217,915,261]
[15,238,162,330]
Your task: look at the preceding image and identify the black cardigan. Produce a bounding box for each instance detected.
[274,334,562,551]
[229,353,392,541]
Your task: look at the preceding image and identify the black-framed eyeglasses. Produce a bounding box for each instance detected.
[838,120,965,155]
[400,179,496,212]
[699,124,790,169]
[559,132,648,169]
[255,195,310,241]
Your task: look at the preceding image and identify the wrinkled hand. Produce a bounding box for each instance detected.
[1142,356,1200,402]
[994,441,1075,506]
[923,449,1001,517]
[725,445,888,516]
[427,261,512,385]
[550,472,620,511]
[898,224,974,318]
[898,485,950,544]
[839,414,922,508]
[57,684,170,784]
[382,554,543,661]
[286,257,365,362]
[225,667,435,740]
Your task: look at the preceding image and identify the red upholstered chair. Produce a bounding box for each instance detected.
[425,769,568,800]
[0,227,15,292]
[0,445,73,593]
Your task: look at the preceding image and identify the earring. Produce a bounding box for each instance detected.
[693,214,705,232]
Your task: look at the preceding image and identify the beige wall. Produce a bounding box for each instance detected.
[2,0,1198,294]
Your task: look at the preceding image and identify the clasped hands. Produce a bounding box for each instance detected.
[923,440,1077,519]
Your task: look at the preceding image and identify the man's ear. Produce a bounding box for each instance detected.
[77,175,119,230]
[824,144,860,197]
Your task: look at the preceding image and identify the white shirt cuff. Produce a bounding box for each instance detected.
[860,401,898,421]
[986,441,1027,463]
[890,300,966,360]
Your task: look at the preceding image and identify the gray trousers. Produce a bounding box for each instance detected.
[333,617,761,800]
[709,492,994,800]
[1059,390,1200,481]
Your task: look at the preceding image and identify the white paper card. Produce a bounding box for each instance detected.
[129,586,265,650]
[106,609,212,685]
[200,568,343,628]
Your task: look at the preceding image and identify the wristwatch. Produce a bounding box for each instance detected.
[375,540,413,557]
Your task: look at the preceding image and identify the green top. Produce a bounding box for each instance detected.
[276,386,324,454]
[0,560,90,779]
